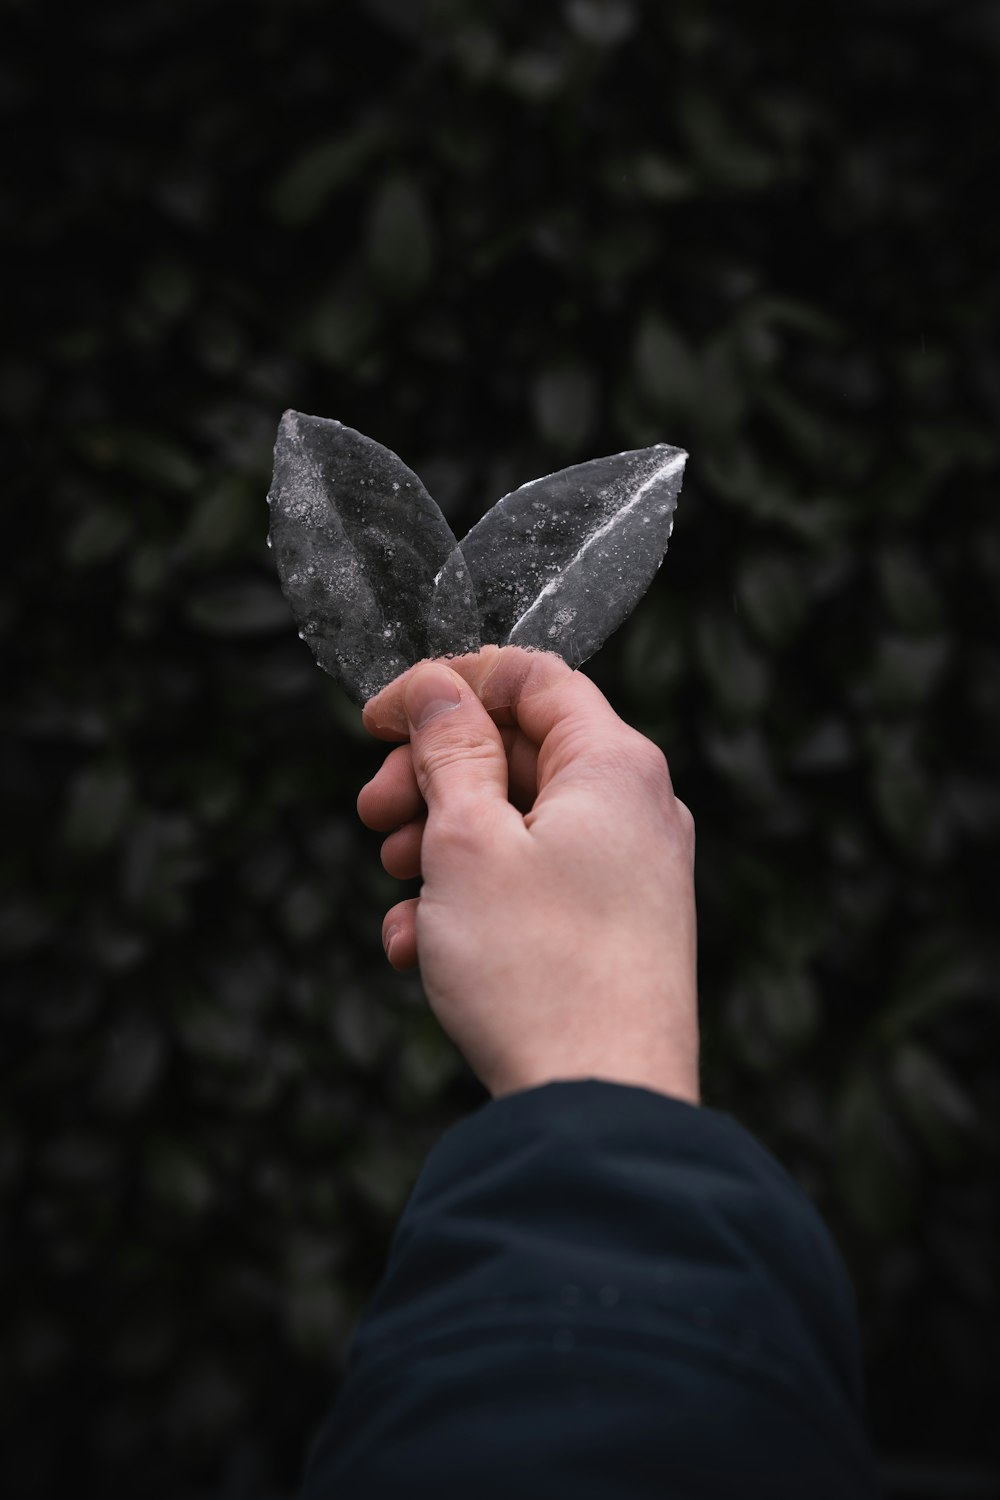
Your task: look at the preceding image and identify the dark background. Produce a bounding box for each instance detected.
[3,1,999,1496]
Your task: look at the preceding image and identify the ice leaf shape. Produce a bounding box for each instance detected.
[267,411,480,705]
[267,411,688,705]
[458,444,687,668]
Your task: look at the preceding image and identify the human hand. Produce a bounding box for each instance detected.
[357,647,699,1105]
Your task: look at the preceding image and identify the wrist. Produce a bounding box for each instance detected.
[492,1053,700,1107]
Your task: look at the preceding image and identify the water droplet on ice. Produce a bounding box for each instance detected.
[266,533,272,548]
[297,630,306,640]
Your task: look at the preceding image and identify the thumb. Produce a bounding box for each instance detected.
[404,662,508,813]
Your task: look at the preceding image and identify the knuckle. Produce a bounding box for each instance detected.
[619,730,672,792]
[418,731,496,782]
[426,798,498,860]
[674,797,696,855]
[612,734,695,855]
[637,734,671,780]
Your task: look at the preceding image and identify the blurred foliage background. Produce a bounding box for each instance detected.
[3,0,999,1496]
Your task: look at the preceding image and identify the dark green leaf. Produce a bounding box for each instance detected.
[146,1141,214,1216]
[64,508,133,568]
[180,478,253,563]
[878,549,944,633]
[184,579,291,636]
[306,279,381,367]
[634,314,700,421]
[835,1068,918,1237]
[695,609,769,719]
[890,1042,976,1165]
[270,129,385,227]
[367,175,435,299]
[879,934,987,1042]
[736,551,806,646]
[757,965,821,1051]
[141,260,194,319]
[63,761,134,856]
[864,635,950,712]
[564,0,638,47]
[531,363,597,450]
[75,427,201,493]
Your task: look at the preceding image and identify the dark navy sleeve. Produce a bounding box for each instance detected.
[300,1080,882,1499]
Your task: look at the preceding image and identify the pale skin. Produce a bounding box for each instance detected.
[357,646,700,1106]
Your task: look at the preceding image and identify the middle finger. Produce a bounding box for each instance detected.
[358,726,541,834]
[357,743,421,831]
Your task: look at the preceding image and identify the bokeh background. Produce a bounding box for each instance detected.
[4,1,999,1496]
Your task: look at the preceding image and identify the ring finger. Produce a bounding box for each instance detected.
[381,818,425,880]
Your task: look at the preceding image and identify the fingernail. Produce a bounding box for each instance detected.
[384,926,400,960]
[404,667,462,730]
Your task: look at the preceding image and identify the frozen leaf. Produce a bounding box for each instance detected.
[459,443,686,667]
[268,412,480,705]
[268,412,687,701]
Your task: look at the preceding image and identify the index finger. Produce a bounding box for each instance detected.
[361,645,624,750]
